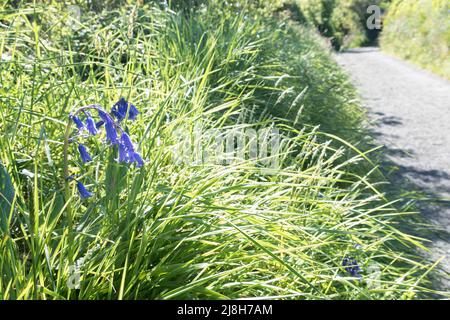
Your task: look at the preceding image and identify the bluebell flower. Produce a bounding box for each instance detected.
[121,132,135,152]
[97,109,113,124]
[111,98,128,121]
[118,142,131,163]
[118,132,135,162]
[111,98,139,121]
[66,175,76,181]
[85,116,98,135]
[71,115,84,130]
[132,152,144,167]
[78,143,92,163]
[128,103,139,120]
[342,257,362,279]
[96,120,105,129]
[105,122,119,145]
[76,181,93,199]
[117,132,144,167]
[97,109,119,144]
[68,103,144,201]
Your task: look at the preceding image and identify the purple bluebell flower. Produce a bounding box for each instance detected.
[66,175,76,181]
[70,115,84,130]
[118,142,130,163]
[117,132,144,167]
[132,152,144,167]
[85,116,98,135]
[342,257,362,279]
[342,258,349,266]
[97,109,119,144]
[76,181,92,199]
[111,98,139,121]
[96,120,105,129]
[78,144,92,163]
[128,103,139,120]
[68,103,144,201]
[121,132,135,152]
[111,98,128,121]
[105,122,119,145]
[97,109,112,124]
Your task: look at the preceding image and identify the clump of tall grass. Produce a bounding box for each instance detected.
[0,1,445,299]
[380,0,450,79]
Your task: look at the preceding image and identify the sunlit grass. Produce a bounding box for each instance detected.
[381,0,450,79]
[0,1,446,299]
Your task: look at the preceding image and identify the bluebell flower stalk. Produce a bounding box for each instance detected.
[64,99,144,201]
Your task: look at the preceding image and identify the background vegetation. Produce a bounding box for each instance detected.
[380,0,450,79]
[0,0,445,299]
[274,0,387,50]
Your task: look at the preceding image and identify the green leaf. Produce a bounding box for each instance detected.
[0,162,15,234]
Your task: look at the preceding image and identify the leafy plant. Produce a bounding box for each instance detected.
[380,0,450,79]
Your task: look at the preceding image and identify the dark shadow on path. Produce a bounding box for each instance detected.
[369,129,450,293]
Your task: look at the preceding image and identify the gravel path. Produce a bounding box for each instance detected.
[335,47,450,292]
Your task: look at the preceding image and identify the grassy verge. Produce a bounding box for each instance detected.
[380,0,450,80]
[0,1,445,299]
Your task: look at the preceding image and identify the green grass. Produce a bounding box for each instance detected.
[380,0,450,79]
[0,1,446,299]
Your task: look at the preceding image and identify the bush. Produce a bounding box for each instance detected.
[289,0,384,49]
[380,0,450,79]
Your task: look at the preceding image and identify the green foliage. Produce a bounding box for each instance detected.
[380,0,450,79]
[0,1,444,299]
[0,163,15,234]
[287,0,384,49]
